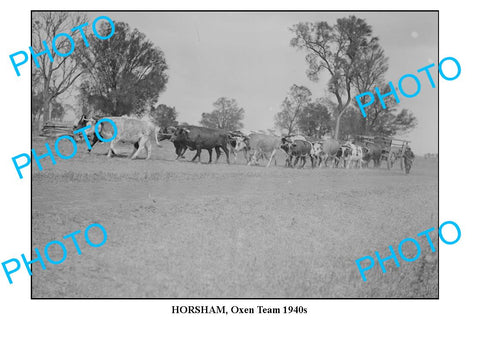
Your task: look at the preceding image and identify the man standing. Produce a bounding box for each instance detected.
[403,146,415,174]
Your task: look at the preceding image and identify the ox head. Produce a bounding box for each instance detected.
[310,142,323,157]
[157,126,177,142]
[74,114,96,130]
[233,136,249,152]
[227,132,241,149]
[338,145,351,158]
[280,137,292,154]
[170,127,190,143]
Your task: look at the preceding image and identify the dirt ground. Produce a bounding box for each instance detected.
[31,137,438,298]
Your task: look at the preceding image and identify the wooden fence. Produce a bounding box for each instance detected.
[40,122,74,138]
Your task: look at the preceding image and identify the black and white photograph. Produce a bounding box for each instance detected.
[31,11,438,298]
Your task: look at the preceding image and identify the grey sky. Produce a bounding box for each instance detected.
[88,11,438,153]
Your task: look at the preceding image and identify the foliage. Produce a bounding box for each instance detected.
[77,21,168,117]
[50,100,66,120]
[274,84,312,134]
[32,12,88,123]
[339,102,417,139]
[345,83,417,137]
[290,16,389,138]
[200,97,245,130]
[150,104,179,128]
[296,100,332,138]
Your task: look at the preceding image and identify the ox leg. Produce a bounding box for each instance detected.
[175,145,182,159]
[145,140,152,160]
[297,156,305,169]
[248,150,258,166]
[220,144,230,164]
[176,145,187,160]
[180,146,187,158]
[208,149,213,164]
[310,155,315,169]
[243,149,249,164]
[88,134,101,153]
[293,156,299,168]
[300,156,306,169]
[131,137,147,159]
[191,148,201,162]
[266,149,276,168]
[214,146,221,163]
[107,140,118,158]
[231,148,237,164]
[129,144,139,158]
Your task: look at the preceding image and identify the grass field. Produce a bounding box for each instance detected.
[32,137,438,298]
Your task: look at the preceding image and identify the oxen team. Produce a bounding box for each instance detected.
[74,115,414,172]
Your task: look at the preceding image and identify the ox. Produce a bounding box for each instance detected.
[73,114,98,146]
[363,143,382,168]
[310,141,323,167]
[235,133,282,167]
[227,133,250,164]
[321,139,342,168]
[280,135,310,167]
[170,125,230,164]
[157,126,190,160]
[281,139,315,169]
[344,142,364,169]
[95,116,161,160]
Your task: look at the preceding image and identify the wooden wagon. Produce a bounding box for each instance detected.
[352,135,411,170]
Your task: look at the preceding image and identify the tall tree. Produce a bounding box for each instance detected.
[296,99,332,138]
[77,21,168,117]
[274,84,312,135]
[355,84,416,136]
[290,16,388,139]
[32,12,88,126]
[150,104,179,128]
[340,100,417,138]
[200,97,245,130]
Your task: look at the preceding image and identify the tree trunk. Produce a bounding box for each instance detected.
[40,98,51,132]
[334,106,346,139]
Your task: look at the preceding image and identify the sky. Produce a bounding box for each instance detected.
[83,11,438,154]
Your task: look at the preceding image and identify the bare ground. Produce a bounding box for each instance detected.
[32,137,438,298]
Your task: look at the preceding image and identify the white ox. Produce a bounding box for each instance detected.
[310,142,323,167]
[96,116,161,160]
[234,133,282,167]
[345,141,364,169]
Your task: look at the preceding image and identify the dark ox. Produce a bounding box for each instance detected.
[363,143,382,168]
[171,125,230,164]
[281,138,315,169]
[157,126,190,160]
[73,114,98,148]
